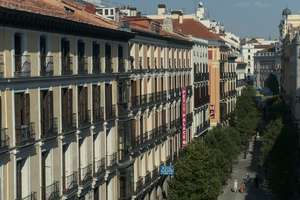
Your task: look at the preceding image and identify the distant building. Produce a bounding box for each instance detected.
[236,62,247,96]
[280,8,300,127]
[279,8,300,41]
[240,38,277,77]
[254,44,281,89]
[148,2,238,126]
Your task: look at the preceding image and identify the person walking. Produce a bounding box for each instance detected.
[233,179,238,192]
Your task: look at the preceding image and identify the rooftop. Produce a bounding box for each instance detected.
[0,0,119,30]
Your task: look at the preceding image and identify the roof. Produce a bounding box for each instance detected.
[0,0,119,30]
[254,44,273,49]
[122,16,192,45]
[155,18,223,42]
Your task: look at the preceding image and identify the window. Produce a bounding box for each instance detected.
[248,55,251,60]
[110,9,114,15]
[98,9,103,15]
[105,9,108,15]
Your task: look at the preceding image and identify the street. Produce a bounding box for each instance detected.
[218,141,271,200]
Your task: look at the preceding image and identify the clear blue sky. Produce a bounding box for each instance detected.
[108,0,300,39]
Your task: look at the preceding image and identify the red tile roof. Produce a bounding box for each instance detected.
[155,18,222,42]
[0,0,119,30]
[123,16,191,43]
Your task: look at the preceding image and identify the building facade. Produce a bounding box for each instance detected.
[123,16,193,200]
[0,1,193,200]
[254,46,281,89]
[281,31,300,127]
[236,62,247,96]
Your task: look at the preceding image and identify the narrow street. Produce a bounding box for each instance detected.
[218,141,271,200]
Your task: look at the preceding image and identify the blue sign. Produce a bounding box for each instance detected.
[160,165,174,176]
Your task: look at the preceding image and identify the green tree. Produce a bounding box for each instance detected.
[264,73,279,95]
[169,86,261,199]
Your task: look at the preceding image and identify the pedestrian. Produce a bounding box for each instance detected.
[239,182,245,193]
[233,179,238,192]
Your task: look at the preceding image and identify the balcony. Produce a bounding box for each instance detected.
[106,105,116,121]
[105,59,113,73]
[40,55,54,76]
[15,122,35,146]
[78,110,91,128]
[63,172,78,195]
[18,192,37,200]
[78,56,88,74]
[117,103,130,117]
[43,181,59,200]
[80,164,93,186]
[41,118,58,139]
[0,128,9,150]
[135,177,144,194]
[15,55,31,77]
[131,96,141,108]
[92,57,101,74]
[196,121,210,135]
[118,58,125,73]
[62,113,77,133]
[144,171,151,186]
[152,167,159,181]
[0,54,4,77]
[94,158,106,177]
[93,106,104,124]
[107,152,118,168]
[61,56,73,75]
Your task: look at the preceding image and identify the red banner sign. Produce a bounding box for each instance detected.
[210,105,215,119]
[181,87,187,148]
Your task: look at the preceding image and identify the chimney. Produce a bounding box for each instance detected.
[179,12,183,24]
[171,10,183,24]
[158,4,166,15]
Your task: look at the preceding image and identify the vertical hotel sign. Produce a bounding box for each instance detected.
[181,87,187,148]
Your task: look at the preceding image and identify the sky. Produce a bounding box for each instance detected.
[108,0,300,39]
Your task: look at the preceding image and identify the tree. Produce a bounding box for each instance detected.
[264,74,279,95]
[169,86,261,199]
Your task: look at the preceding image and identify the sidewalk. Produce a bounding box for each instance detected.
[218,141,271,200]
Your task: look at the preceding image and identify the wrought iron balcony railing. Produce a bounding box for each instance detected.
[118,58,125,73]
[93,106,104,123]
[15,122,35,146]
[18,192,37,200]
[63,172,78,195]
[106,105,116,121]
[62,113,77,133]
[107,152,118,167]
[92,57,101,74]
[80,164,93,185]
[95,158,106,177]
[42,181,59,200]
[15,55,31,77]
[78,56,88,74]
[0,128,9,149]
[135,177,144,194]
[61,56,73,75]
[78,110,91,128]
[41,117,58,139]
[105,59,113,73]
[40,55,54,76]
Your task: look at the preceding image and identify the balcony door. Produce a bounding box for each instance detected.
[41,90,53,137]
[78,86,88,125]
[61,88,73,131]
[15,93,30,143]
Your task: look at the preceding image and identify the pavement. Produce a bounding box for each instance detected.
[218,141,271,200]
